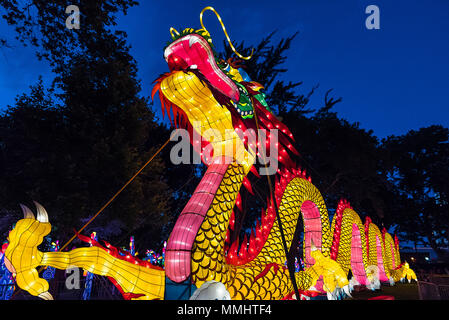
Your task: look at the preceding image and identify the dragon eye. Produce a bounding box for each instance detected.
[219,60,229,71]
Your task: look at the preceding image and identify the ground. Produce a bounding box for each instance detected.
[347,282,419,300]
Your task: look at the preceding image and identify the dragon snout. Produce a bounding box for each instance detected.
[164,33,240,102]
[167,54,189,72]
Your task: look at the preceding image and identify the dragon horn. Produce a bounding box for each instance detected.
[20,204,35,220]
[33,201,49,223]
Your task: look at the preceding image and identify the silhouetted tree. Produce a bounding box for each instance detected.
[383,125,449,260]
[0,0,173,249]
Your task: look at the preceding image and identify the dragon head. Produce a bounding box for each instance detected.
[153,7,297,173]
[164,29,241,103]
[4,202,53,300]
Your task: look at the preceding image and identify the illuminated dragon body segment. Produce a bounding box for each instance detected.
[328,202,406,286]
[190,168,339,299]
[3,7,415,300]
[366,218,390,282]
[329,201,370,286]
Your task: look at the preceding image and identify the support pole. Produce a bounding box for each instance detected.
[251,98,301,299]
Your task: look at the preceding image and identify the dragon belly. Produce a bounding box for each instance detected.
[191,165,336,299]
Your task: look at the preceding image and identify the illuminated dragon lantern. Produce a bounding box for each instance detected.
[152,6,412,299]
[3,7,414,300]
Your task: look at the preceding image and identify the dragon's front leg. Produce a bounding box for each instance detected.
[4,203,165,300]
[295,246,350,300]
[41,247,165,299]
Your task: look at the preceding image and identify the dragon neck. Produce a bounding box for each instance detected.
[165,158,245,283]
[190,161,245,286]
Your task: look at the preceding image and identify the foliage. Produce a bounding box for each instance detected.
[0,0,173,249]
[0,0,137,73]
[383,126,449,259]
[222,32,314,116]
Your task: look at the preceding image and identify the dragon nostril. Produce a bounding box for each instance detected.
[167,54,188,71]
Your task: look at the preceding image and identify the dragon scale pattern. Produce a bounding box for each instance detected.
[191,164,341,299]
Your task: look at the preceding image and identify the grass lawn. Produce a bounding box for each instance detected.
[347,282,419,300]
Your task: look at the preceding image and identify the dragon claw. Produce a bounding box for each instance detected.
[38,291,54,300]
[342,284,352,298]
[326,290,336,300]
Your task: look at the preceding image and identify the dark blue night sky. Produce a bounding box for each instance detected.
[1,0,448,139]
